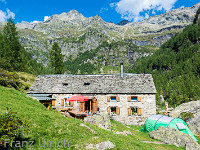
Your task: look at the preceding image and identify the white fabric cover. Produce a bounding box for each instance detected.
[148,114,164,121]
[158,116,174,123]
[176,123,186,130]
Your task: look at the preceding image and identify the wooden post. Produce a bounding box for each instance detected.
[83,102,85,112]
[90,100,91,112]
[165,102,168,111]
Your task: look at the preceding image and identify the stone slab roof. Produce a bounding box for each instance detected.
[28,74,157,94]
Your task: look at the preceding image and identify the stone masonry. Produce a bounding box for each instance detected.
[28,74,157,125]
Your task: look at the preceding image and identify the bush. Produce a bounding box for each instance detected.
[180,112,194,121]
[0,108,29,149]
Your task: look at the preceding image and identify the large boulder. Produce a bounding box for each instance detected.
[96,141,115,150]
[84,113,111,130]
[149,127,200,150]
[170,100,200,136]
[86,141,115,150]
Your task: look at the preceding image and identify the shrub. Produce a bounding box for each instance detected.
[0,108,29,149]
[180,112,194,121]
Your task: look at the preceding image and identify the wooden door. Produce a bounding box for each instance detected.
[92,99,97,113]
[61,99,64,106]
[79,101,84,112]
[52,100,55,106]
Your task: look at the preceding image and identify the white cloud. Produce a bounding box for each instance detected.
[30,20,40,24]
[110,3,116,8]
[100,7,108,14]
[111,0,178,22]
[44,16,50,22]
[0,9,15,22]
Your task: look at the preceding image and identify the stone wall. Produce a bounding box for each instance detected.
[52,93,156,125]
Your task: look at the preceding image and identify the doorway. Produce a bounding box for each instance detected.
[85,99,93,112]
[40,100,52,109]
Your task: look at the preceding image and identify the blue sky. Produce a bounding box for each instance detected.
[0,0,199,23]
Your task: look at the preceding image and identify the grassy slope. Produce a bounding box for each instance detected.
[0,86,187,150]
[0,69,36,92]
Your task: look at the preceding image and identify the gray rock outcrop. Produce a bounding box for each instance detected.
[149,127,200,150]
[80,123,96,134]
[159,95,165,103]
[170,100,200,136]
[86,141,115,150]
[84,113,111,130]
[96,141,115,150]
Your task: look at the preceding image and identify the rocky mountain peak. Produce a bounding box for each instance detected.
[117,20,129,26]
[192,2,200,11]
[89,15,104,23]
[67,9,81,15]
[54,10,85,21]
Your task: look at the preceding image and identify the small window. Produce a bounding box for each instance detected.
[111,107,117,115]
[131,107,138,116]
[84,83,90,86]
[131,96,137,101]
[63,83,68,86]
[111,96,117,101]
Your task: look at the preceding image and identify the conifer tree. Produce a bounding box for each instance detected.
[3,18,22,70]
[49,42,63,74]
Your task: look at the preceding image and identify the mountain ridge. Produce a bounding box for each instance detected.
[0,3,200,73]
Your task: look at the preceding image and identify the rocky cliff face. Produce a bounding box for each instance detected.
[0,3,199,68]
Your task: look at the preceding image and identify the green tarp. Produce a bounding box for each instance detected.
[140,114,198,141]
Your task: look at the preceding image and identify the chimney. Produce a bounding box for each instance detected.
[120,60,124,78]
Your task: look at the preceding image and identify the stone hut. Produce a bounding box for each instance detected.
[28,73,156,125]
